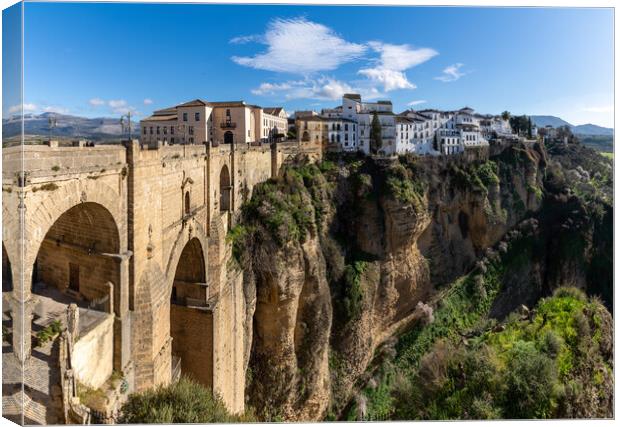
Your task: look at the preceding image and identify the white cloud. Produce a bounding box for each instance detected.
[231,18,366,74]
[8,103,38,114]
[435,63,466,82]
[407,100,427,107]
[582,105,613,113]
[108,99,127,109]
[368,41,437,71]
[143,98,154,105]
[89,98,105,106]
[358,42,437,91]
[230,34,260,44]
[42,106,69,114]
[358,68,415,91]
[250,76,382,101]
[251,81,295,96]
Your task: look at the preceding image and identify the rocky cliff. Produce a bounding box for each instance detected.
[229,140,612,420]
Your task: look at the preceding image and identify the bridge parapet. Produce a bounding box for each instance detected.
[2,143,127,184]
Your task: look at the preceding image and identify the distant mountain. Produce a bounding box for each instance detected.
[530,115,573,129]
[530,115,613,136]
[571,123,614,136]
[2,112,140,141]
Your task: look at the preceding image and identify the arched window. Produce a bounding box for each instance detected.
[184,191,190,215]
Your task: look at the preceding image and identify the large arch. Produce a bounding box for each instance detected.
[33,202,119,301]
[219,165,231,212]
[169,237,213,388]
[25,179,125,269]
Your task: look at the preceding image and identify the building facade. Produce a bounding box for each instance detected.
[140,99,286,147]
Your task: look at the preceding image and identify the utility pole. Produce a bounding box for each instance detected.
[120,111,133,140]
[48,115,57,142]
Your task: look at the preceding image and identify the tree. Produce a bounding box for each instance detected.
[527,117,533,139]
[119,377,254,423]
[370,112,382,155]
[501,111,511,122]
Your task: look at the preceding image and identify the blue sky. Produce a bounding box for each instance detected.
[3,2,614,127]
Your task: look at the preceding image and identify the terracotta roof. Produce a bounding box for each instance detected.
[176,99,209,107]
[141,114,177,122]
[343,93,361,101]
[263,107,285,116]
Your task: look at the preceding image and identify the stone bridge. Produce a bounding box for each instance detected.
[1,139,321,424]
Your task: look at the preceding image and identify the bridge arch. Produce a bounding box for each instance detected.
[168,235,213,388]
[25,179,125,269]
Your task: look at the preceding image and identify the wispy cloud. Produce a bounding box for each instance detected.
[582,105,613,113]
[435,63,466,82]
[108,99,127,109]
[8,103,38,114]
[42,105,69,114]
[231,17,366,74]
[89,98,105,106]
[143,98,154,105]
[407,100,427,107]
[229,34,261,44]
[250,77,381,101]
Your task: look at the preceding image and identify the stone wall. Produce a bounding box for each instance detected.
[72,313,114,389]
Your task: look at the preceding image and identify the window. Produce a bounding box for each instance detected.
[183,112,188,122]
[345,133,348,141]
[195,112,200,121]
[184,192,190,215]
[345,124,348,131]
[163,127,167,135]
[337,134,341,143]
[143,127,147,135]
[156,127,160,135]
[189,137,194,144]
[171,137,175,144]
[171,126,175,135]
[150,127,153,135]
[189,126,194,135]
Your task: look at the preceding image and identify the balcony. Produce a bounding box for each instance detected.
[220,121,236,129]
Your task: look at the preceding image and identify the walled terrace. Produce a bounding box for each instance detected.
[2,138,321,424]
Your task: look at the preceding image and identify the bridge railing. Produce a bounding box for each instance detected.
[2,143,127,181]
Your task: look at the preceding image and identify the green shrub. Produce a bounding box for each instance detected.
[119,377,254,423]
[502,341,559,418]
[342,261,367,322]
[36,320,62,346]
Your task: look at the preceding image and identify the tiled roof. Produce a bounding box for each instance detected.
[263,107,284,116]
[176,99,209,107]
[141,114,177,122]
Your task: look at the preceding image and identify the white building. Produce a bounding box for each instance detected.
[262,107,288,142]
[296,95,510,156]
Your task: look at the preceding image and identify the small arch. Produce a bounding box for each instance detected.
[219,165,231,212]
[224,131,233,145]
[2,242,12,292]
[184,191,190,215]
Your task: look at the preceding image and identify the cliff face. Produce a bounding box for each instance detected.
[232,140,608,421]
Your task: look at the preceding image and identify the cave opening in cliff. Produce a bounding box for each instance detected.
[170,237,213,388]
